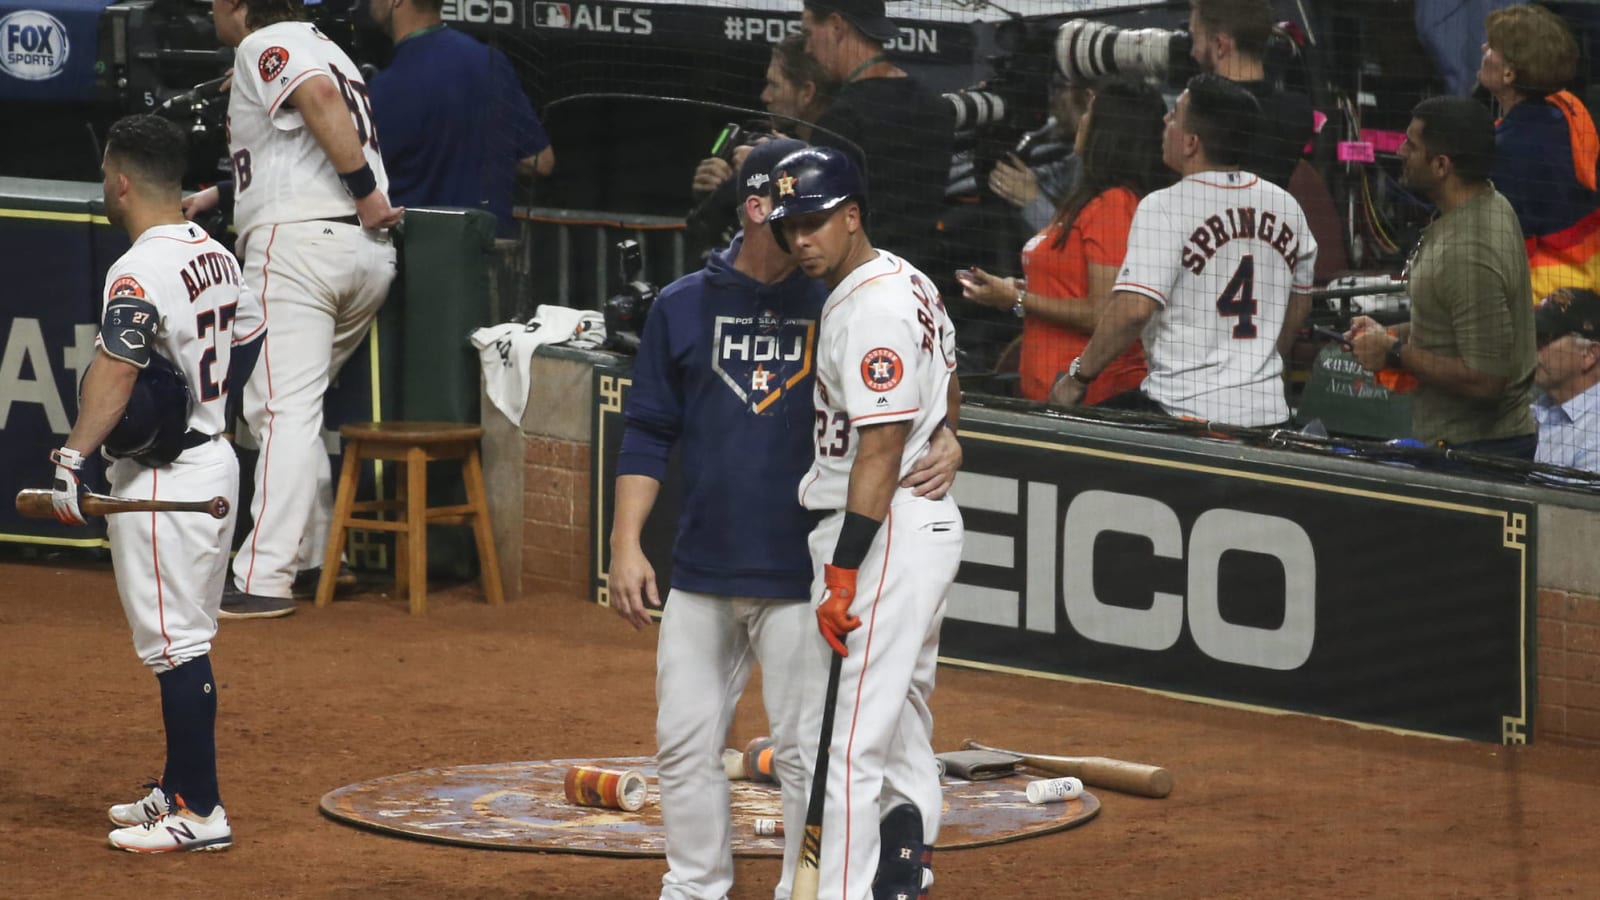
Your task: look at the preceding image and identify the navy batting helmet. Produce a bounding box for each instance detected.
[765,146,866,253]
[101,353,192,467]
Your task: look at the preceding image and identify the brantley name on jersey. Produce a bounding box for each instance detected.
[1180,205,1310,275]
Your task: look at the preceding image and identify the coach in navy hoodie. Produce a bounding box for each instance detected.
[607,138,961,899]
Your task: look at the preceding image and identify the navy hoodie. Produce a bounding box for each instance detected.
[617,235,827,599]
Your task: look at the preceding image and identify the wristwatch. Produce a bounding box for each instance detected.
[1068,356,1095,386]
[1385,336,1407,370]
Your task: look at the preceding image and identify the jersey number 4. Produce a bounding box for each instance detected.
[330,64,380,153]
[1216,254,1258,339]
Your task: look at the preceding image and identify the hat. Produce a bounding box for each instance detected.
[739,138,809,201]
[806,0,899,45]
[1535,288,1600,342]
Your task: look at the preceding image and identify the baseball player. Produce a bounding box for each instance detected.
[766,146,964,900]
[186,0,402,617]
[51,115,263,852]
[1051,74,1316,427]
[609,139,961,900]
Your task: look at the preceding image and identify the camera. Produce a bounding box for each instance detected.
[1054,19,1196,88]
[602,239,658,354]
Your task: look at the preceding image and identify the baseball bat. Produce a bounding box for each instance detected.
[792,649,845,900]
[962,739,1173,799]
[15,490,230,520]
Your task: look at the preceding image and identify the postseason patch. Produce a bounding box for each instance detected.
[860,347,903,392]
[108,275,145,298]
[258,46,289,82]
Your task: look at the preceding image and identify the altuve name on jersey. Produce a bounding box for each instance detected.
[1180,206,1307,276]
[179,250,243,302]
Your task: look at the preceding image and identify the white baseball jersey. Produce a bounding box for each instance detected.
[226,21,388,237]
[1115,171,1318,426]
[98,222,260,437]
[798,251,957,511]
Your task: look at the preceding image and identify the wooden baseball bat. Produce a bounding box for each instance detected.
[962,739,1173,799]
[16,490,230,520]
[792,649,845,900]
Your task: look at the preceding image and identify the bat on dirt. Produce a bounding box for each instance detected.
[792,649,844,900]
[16,490,230,520]
[962,739,1173,799]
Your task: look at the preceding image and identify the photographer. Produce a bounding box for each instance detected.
[1188,0,1313,189]
[802,0,955,271]
[986,77,1092,233]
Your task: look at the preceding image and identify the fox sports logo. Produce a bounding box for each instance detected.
[1,10,70,81]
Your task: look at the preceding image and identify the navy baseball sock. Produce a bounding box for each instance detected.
[157,654,221,817]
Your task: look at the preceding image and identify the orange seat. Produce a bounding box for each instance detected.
[318,421,504,615]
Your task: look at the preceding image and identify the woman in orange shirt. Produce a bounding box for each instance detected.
[959,80,1172,404]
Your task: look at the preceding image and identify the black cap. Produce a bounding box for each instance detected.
[738,138,809,201]
[1535,288,1600,342]
[806,0,899,44]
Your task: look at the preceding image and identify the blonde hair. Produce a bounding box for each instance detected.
[1486,4,1579,95]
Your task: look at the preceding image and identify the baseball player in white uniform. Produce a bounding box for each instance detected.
[51,115,264,852]
[187,0,402,616]
[766,146,964,900]
[1051,74,1316,427]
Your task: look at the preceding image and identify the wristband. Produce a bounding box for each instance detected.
[338,163,378,200]
[942,418,957,436]
[50,447,85,470]
[830,511,882,569]
[1385,336,1407,370]
[214,179,236,216]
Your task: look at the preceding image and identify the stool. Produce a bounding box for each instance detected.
[318,422,504,615]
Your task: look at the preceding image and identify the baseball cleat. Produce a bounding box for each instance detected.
[219,582,296,619]
[290,564,359,600]
[108,782,169,827]
[108,804,232,853]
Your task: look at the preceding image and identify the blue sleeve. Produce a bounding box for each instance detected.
[616,289,685,481]
[492,49,549,158]
[368,68,413,170]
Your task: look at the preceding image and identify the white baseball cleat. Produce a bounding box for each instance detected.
[108,783,169,827]
[108,804,232,853]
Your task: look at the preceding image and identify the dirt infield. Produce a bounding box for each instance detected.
[3,556,1598,900]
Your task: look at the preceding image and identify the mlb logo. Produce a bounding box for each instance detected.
[532,2,572,27]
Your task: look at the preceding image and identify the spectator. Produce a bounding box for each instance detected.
[803,0,956,271]
[368,0,553,240]
[986,77,1093,232]
[958,80,1171,404]
[1531,288,1600,472]
[1348,96,1537,458]
[1051,75,1316,428]
[1188,0,1313,189]
[1415,0,1519,96]
[1479,3,1599,299]
[686,35,836,254]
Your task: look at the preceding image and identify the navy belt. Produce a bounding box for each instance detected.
[179,430,215,450]
[319,215,362,227]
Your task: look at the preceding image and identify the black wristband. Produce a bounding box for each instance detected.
[831,511,882,569]
[338,163,378,200]
[214,179,235,217]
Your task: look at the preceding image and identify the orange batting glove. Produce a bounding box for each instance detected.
[817,564,862,657]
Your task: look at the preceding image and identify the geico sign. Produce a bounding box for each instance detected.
[951,480,1316,671]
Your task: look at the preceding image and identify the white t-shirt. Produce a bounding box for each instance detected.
[1116,171,1318,426]
[99,223,263,437]
[798,251,957,511]
[226,21,388,237]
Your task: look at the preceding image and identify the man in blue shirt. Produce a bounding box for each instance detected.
[368,0,553,238]
[1532,288,1600,474]
[607,138,959,900]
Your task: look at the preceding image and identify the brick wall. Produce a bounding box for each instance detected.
[1537,588,1600,744]
[521,436,592,601]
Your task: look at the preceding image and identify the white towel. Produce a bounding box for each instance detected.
[470,305,606,425]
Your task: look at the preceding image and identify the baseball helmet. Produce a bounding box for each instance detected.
[101,353,193,467]
[765,146,866,253]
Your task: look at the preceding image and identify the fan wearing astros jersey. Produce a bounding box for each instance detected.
[51,115,264,852]
[767,146,963,900]
[186,0,403,618]
[1051,73,1317,428]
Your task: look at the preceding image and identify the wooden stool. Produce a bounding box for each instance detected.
[318,422,504,615]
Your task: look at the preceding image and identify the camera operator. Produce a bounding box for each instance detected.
[367,0,554,240]
[1478,3,1598,300]
[802,0,955,271]
[687,35,836,254]
[1188,0,1312,190]
[987,78,1092,233]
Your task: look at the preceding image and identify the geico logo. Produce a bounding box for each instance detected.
[1061,490,1315,671]
[440,0,515,24]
